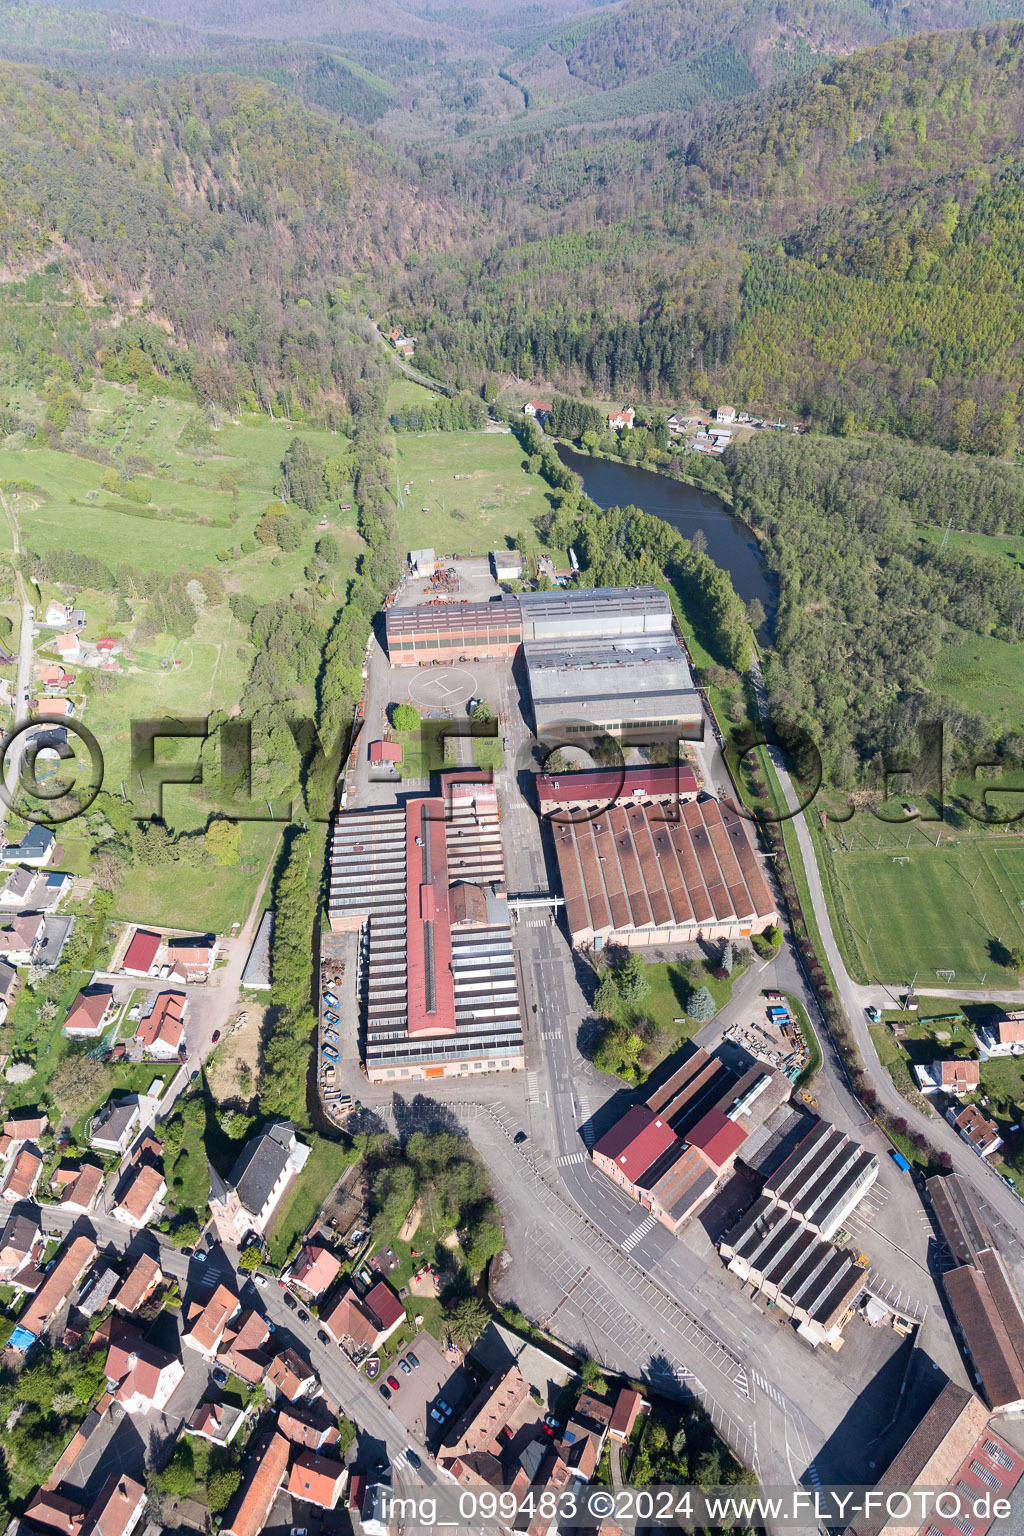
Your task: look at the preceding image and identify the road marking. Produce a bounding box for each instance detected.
[542,1030,560,1040]
[751,1369,784,1407]
[806,1461,821,1487]
[622,1214,658,1252]
[557,1151,587,1167]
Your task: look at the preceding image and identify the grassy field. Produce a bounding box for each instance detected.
[931,628,1024,729]
[266,1135,357,1267]
[391,431,555,559]
[113,822,280,931]
[819,824,1024,986]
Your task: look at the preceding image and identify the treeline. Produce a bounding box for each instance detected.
[389,392,487,433]
[727,431,1024,779]
[29,548,222,642]
[259,826,319,1125]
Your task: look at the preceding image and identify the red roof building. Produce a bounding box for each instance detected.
[121,928,161,977]
[289,1240,342,1299]
[287,1450,348,1510]
[63,986,115,1038]
[133,991,186,1057]
[405,798,456,1039]
[369,740,402,765]
[593,1105,676,1184]
[536,763,699,813]
[686,1108,748,1173]
[221,1430,290,1536]
[363,1279,406,1335]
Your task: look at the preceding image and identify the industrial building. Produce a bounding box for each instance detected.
[761,1118,878,1239]
[524,635,701,741]
[383,584,673,667]
[926,1174,1024,1412]
[536,763,700,816]
[845,1381,1022,1536]
[719,1196,868,1349]
[551,793,778,950]
[591,1049,791,1232]
[326,779,524,1083]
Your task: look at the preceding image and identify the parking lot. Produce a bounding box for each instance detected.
[381,1331,473,1449]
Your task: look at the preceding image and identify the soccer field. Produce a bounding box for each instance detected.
[837,835,1024,984]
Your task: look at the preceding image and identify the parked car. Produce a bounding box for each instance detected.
[387,1374,401,1391]
[437,1399,453,1416]
[398,1358,412,1375]
[283,1292,297,1310]
[379,1383,392,1400]
[405,1351,420,1369]
[318,1330,331,1346]
[513,1131,527,1145]
[211,1030,221,1042]
[189,1069,200,1081]
[405,1448,420,1468]
[194,1251,207,1264]
[866,1005,882,1023]
[253,1272,267,1288]
[298,1309,310,1324]
[430,1407,445,1423]
[213,1369,227,1388]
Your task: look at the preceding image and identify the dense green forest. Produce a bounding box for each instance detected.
[726,432,1024,780]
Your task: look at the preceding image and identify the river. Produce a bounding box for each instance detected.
[555,444,776,641]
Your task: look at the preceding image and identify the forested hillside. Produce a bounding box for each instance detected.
[399,22,1024,451]
[0,63,458,416]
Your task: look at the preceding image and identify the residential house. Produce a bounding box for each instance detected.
[444,1365,529,1459]
[523,400,553,420]
[278,1399,341,1453]
[17,1234,97,1341]
[208,1120,310,1243]
[111,1253,164,1315]
[39,663,74,693]
[30,694,74,719]
[557,1390,613,1481]
[90,1098,141,1156]
[110,1158,165,1230]
[4,1107,48,1141]
[220,1429,290,1536]
[133,990,186,1058]
[54,631,82,663]
[947,1102,1003,1158]
[976,1012,1024,1057]
[666,414,686,436]
[42,601,70,628]
[77,1264,122,1319]
[64,985,116,1039]
[186,1400,246,1446]
[217,1307,272,1384]
[121,928,162,977]
[321,1279,405,1353]
[166,935,217,981]
[1,866,37,906]
[56,1163,105,1216]
[0,959,20,1023]
[0,912,45,965]
[267,1347,317,1402]
[24,1489,88,1534]
[914,1058,980,1096]
[82,1473,147,1536]
[287,1450,348,1510]
[184,1283,239,1358]
[1,823,56,866]
[0,1209,42,1284]
[1,1144,44,1203]
[105,1335,184,1414]
[608,1386,647,1442]
[95,637,122,655]
[608,407,635,431]
[716,405,737,423]
[288,1240,341,1300]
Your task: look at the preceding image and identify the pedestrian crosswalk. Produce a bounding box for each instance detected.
[622,1214,658,1252]
[557,1151,587,1167]
[542,1029,560,1041]
[581,1121,596,1148]
[751,1369,784,1407]
[526,1071,539,1102]
[806,1461,821,1487]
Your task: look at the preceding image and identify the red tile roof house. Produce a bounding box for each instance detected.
[288,1450,348,1510]
[288,1240,342,1300]
[278,1399,341,1453]
[608,406,635,430]
[64,985,116,1039]
[111,1253,164,1314]
[217,1307,272,1384]
[268,1347,318,1402]
[608,1386,648,1442]
[120,927,162,977]
[321,1280,407,1354]
[947,1102,1003,1159]
[17,1234,96,1341]
[110,1159,166,1230]
[56,1163,105,1216]
[82,1473,147,1536]
[184,1282,239,1358]
[133,990,186,1058]
[523,400,553,419]
[24,1488,88,1534]
[914,1058,981,1096]
[5,1107,49,1141]
[0,1144,44,1203]
[105,1334,184,1413]
[221,1429,291,1536]
[166,935,218,981]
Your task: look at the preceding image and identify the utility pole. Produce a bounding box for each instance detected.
[940,516,953,550]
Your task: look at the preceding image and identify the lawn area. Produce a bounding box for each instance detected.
[868,1024,933,1113]
[820,829,1024,986]
[931,627,1024,731]
[391,431,555,559]
[395,723,504,780]
[593,954,745,1080]
[113,820,279,931]
[266,1136,358,1268]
